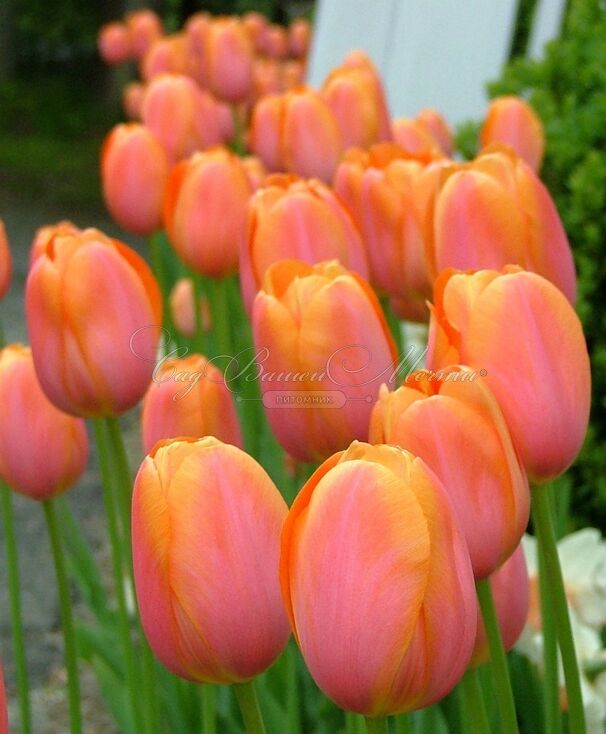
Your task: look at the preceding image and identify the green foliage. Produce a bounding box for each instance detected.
[488,0,606,529]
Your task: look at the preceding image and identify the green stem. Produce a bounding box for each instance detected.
[92,419,145,734]
[476,578,519,734]
[394,713,412,733]
[43,499,82,734]
[233,681,266,734]
[104,416,133,566]
[191,272,207,356]
[459,667,491,734]
[285,643,301,734]
[209,277,232,360]
[149,232,175,355]
[1,483,33,734]
[202,685,216,734]
[381,297,404,362]
[364,715,389,734]
[533,483,586,734]
[538,533,562,734]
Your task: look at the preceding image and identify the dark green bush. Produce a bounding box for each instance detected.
[486,0,606,530]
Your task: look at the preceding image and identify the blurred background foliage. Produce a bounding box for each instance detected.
[0,0,604,529]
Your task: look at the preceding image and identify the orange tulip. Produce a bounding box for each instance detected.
[169,277,211,338]
[126,9,163,60]
[0,219,12,301]
[470,544,529,666]
[140,33,193,82]
[240,174,368,311]
[428,147,576,303]
[248,88,343,182]
[369,366,530,578]
[242,11,268,52]
[204,17,254,104]
[164,147,254,278]
[289,18,311,58]
[132,437,290,683]
[334,144,443,322]
[101,123,169,235]
[416,108,453,156]
[26,227,162,417]
[0,344,88,500]
[261,24,289,59]
[98,21,132,64]
[280,441,477,715]
[122,81,145,120]
[321,54,392,150]
[427,267,591,483]
[252,261,396,462]
[391,117,445,162]
[141,353,242,453]
[481,96,544,171]
[29,220,80,268]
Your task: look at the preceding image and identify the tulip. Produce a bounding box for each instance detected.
[252,260,396,462]
[204,17,254,104]
[416,108,453,156]
[392,117,445,162]
[26,227,162,417]
[240,174,368,312]
[321,55,392,149]
[481,96,545,171]
[141,353,242,453]
[164,147,254,278]
[29,220,80,268]
[184,12,212,86]
[248,88,343,182]
[0,344,88,500]
[140,34,193,82]
[369,366,530,578]
[427,267,591,483]
[101,123,169,235]
[280,441,477,715]
[241,155,267,190]
[98,22,132,65]
[261,24,289,59]
[122,81,145,120]
[282,59,305,90]
[0,218,12,300]
[126,9,163,60]
[242,11,267,52]
[334,145,443,322]
[428,147,576,303]
[470,544,529,667]
[142,74,232,163]
[252,58,283,100]
[132,436,290,683]
[169,277,211,338]
[289,18,311,58]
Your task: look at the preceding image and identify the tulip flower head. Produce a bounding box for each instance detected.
[427,266,591,483]
[280,441,477,715]
[252,260,397,462]
[132,437,290,683]
[204,16,254,104]
[169,277,211,338]
[98,21,132,65]
[370,366,530,578]
[481,95,545,171]
[0,344,89,500]
[26,227,162,417]
[0,218,12,300]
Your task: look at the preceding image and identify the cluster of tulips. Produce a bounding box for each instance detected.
[0,6,596,734]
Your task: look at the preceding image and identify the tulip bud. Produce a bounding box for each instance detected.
[98,22,132,64]
[240,175,368,312]
[122,81,145,120]
[132,437,290,683]
[427,267,591,483]
[164,147,254,278]
[248,88,343,182]
[334,145,438,322]
[280,441,477,715]
[321,56,391,149]
[204,17,254,103]
[169,278,211,338]
[470,544,529,667]
[428,147,576,303]
[0,344,89,500]
[141,353,242,453]
[26,227,162,417]
[243,12,267,52]
[241,155,267,190]
[101,123,169,235]
[416,108,453,156]
[126,9,163,60]
[392,117,444,162]
[481,96,545,172]
[369,367,530,578]
[253,260,396,462]
[140,34,192,82]
[289,18,311,58]
[0,219,13,301]
[261,24,289,59]
[29,220,80,268]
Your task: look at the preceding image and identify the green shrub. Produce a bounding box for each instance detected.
[485,0,606,529]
